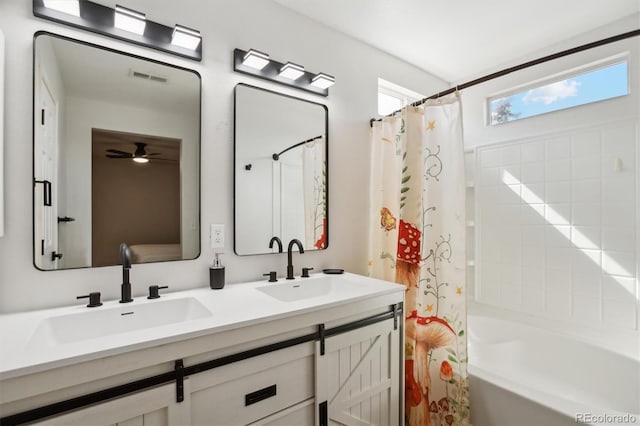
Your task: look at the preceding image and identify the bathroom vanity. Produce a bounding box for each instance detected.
[0,273,404,425]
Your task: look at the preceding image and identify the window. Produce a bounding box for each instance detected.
[488,58,629,125]
[378,78,424,116]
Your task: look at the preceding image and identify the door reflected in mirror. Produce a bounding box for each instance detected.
[33,32,201,270]
[234,84,328,255]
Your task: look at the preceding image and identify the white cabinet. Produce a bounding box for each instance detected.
[1,294,403,426]
[315,317,400,426]
[190,342,314,426]
[30,382,190,426]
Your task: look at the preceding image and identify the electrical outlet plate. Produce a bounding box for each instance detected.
[210,224,224,249]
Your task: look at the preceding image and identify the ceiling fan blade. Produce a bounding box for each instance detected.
[106,154,132,159]
[106,149,133,156]
[145,152,161,157]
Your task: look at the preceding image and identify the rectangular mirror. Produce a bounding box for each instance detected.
[33,32,201,270]
[234,84,328,255]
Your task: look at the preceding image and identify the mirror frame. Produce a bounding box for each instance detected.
[233,83,329,256]
[32,31,202,270]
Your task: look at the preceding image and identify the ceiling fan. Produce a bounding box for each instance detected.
[106,142,160,163]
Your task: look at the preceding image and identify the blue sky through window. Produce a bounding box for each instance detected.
[490,61,629,125]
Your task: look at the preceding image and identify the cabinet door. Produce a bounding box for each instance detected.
[247,398,315,426]
[31,382,190,426]
[315,318,401,426]
[189,342,314,426]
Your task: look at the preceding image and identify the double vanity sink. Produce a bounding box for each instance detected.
[0,273,403,379]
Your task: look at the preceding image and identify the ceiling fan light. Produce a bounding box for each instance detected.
[133,157,149,164]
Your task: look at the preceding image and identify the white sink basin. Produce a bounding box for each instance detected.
[30,297,212,346]
[256,276,369,302]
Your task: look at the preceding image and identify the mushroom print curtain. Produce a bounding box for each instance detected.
[368,94,469,426]
[302,136,327,249]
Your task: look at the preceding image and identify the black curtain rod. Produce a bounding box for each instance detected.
[370,28,640,126]
[272,135,323,160]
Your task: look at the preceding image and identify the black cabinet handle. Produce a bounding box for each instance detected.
[245,384,277,406]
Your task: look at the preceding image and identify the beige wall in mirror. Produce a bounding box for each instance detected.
[33,32,201,270]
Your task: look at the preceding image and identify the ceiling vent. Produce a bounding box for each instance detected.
[129,69,168,83]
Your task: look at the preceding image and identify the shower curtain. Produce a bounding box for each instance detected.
[302,137,327,249]
[368,94,469,426]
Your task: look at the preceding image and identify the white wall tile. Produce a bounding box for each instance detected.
[602,202,635,227]
[603,227,637,253]
[476,121,637,332]
[546,137,571,159]
[521,141,546,163]
[501,284,522,308]
[572,203,601,226]
[545,204,571,225]
[522,245,546,269]
[602,251,636,277]
[602,156,636,178]
[546,267,572,290]
[572,131,601,158]
[572,156,600,180]
[602,177,635,203]
[603,299,637,329]
[500,145,521,165]
[545,225,571,247]
[602,275,636,302]
[500,264,522,286]
[522,285,546,313]
[545,181,571,203]
[571,226,601,250]
[572,295,601,323]
[480,148,502,168]
[546,286,571,318]
[572,180,600,203]
[521,163,546,183]
[572,268,601,298]
[522,225,546,247]
[547,159,572,181]
[521,204,546,224]
[522,266,545,287]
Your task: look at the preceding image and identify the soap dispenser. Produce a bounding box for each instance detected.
[210,252,225,289]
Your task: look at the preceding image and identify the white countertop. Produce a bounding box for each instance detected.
[0,273,404,380]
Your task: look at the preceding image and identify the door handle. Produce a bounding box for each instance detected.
[34,180,52,206]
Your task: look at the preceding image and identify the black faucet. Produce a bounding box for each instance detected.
[269,236,283,253]
[286,239,304,280]
[119,243,133,303]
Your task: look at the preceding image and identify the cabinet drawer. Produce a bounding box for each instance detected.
[190,342,314,426]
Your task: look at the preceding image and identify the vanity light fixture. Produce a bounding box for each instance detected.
[233,48,334,97]
[114,5,146,35]
[171,25,201,50]
[242,49,270,70]
[311,73,335,89]
[42,0,79,16]
[279,62,305,80]
[33,0,202,61]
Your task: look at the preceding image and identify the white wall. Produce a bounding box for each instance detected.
[0,0,446,312]
[463,15,639,333]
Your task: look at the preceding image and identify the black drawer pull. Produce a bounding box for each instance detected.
[245,384,277,406]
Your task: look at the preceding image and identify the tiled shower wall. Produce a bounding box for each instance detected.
[475,120,638,331]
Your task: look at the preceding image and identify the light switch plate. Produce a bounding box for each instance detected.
[210,224,224,249]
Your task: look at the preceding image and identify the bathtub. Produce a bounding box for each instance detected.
[467,310,640,426]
